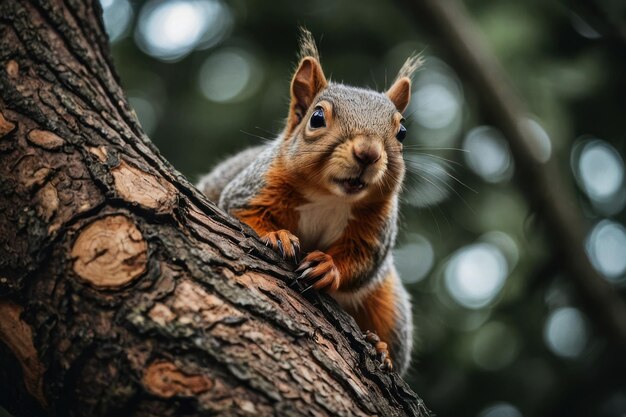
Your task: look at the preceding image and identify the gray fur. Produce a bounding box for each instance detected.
[332,253,413,375]
[197,145,268,203]
[298,27,320,62]
[196,80,414,376]
[217,141,279,211]
[197,142,280,210]
[320,84,399,138]
[388,263,414,375]
[345,195,400,292]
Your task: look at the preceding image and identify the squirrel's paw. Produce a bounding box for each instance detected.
[364,330,394,372]
[295,251,340,292]
[261,230,301,263]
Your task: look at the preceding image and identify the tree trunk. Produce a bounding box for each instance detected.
[0,1,430,416]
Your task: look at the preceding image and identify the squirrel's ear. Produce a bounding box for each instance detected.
[287,57,327,133]
[387,53,422,113]
[386,76,412,113]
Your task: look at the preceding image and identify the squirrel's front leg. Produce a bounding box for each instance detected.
[295,251,341,291]
[295,237,372,293]
[261,229,301,262]
[345,270,413,374]
[235,209,301,263]
[296,242,410,373]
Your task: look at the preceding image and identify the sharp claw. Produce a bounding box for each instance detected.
[298,267,313,280]
[277,240,285,258]
[293,242,301,258]
[379,356,393,372]
[296,261,311,272]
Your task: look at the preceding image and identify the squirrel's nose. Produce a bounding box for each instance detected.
[353,145,382,166]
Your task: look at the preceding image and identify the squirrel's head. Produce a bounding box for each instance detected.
[280,28,422,202]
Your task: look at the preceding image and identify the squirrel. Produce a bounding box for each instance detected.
[197,28,421,375]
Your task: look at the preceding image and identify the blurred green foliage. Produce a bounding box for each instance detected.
[103,0,626,415]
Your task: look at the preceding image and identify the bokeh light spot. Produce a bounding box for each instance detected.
[445,243,508,309]
[404,154,452,207]
[198,48,262,103]
[100,0,133,43]
[570,12,602,39]
[407,58,464,146]
[135,0,231,61]
[394,234,435,284]
[478,402,523,417]
[544,307,589,359]
[586,220,626,283]
[464,126,513,183]
[577,140,624,202]
[414,82,460,130]
[481,231,519,269]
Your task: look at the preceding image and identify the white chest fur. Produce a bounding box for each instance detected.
[295,195,353,252]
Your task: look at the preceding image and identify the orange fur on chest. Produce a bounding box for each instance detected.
[343,271,398,343]
[233,163,304,235]
[234,161,393,291]
[327,201,391,288]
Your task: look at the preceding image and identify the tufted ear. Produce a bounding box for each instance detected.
[286,56,327,136]
[386,53,423,113]
[386,77,411,113]
[285,28,328,136]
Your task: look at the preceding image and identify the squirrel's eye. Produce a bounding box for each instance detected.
[310,107,326,129]
[396,124,407,142]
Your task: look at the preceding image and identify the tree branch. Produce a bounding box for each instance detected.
[397,0,626,347]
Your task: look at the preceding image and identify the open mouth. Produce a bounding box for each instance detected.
[334,177,367,195]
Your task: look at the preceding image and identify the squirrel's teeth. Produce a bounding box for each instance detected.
[338,177,366,194]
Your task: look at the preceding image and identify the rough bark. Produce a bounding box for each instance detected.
[0,1,431,416]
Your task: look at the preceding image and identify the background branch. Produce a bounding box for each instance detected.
[396,0,626,347]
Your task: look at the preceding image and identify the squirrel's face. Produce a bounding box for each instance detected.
[280,46,418,202]
[285,84,407,201]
